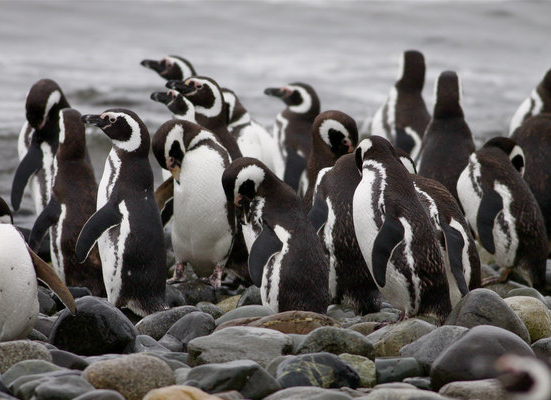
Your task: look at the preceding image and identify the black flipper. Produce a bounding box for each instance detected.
[372,204,404,288]
[441,218,469,296]
[476,186,503,255]
[155,177,174,225]
[395,127,416,155]
[75,202,122,263]
[11,142,44,211]
[283,147,307,192]
[29,197,61,251]
[308,192,328,233]
[160,198,174,226]
[248,222,283,287]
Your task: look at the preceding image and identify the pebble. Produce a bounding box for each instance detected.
[216,295,241,313]
[504,296,551,343]
[263,386,353,400]
[374,357,423,384]
[124,335,171,354]
[236,286,262,307]
[161,311,215,351]
[37,288,57,315]
[196,302,225,320]
[143,385,223,399]
[348,322,381,336]
[172,280,218,305]
[370,319,436,357]
[49,349,90,370]
[338,353,376,388]
[438,378,511,400]
[215,305,274,327]
[174,366,192,384]
[360,388,448,399]
[73,389,126,399]
[33,375,95,400]
[33,314,58,338]
[135,306,200,340]
[0,341,52,374]
[1,360,62,388]
[296,326,375,359]
[531,336,551,359]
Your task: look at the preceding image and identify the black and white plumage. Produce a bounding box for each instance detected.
[222,88,284,179]
[166,76,242,160]
[308,153,381,314]
[222,157,330,313]
[352,136,451,323]
[77,109,166,316]
[151,89,197,123]
[510,114,551,249]
[141,55,196,81]
[264,82,321,193]
[303,110,358,207]
[13,79,70,213]
[28,109,105,297]
[456,137,547,289]
[152,119,234,287]
[495,355,551,400]
[365,50,430,161]
[0,196,76,342]
[509,68,551,134]
[417,71,475,203]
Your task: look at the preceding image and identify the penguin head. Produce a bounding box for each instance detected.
[483,137,525,176]
[25,79,70,131]
[264,82,321,115]
[313,110,358,157]
[0,196,13,225]
[354,136,397,173]
[495,354,551,400]
[57,108,87,161]
[221,88,247,126]
[141,55,196,81]
[167,76,225,121]
[433,71,464,119]
[542,68,551,92]
[151,90,196,122]
[81,108,149,155]
[396,49,426,91]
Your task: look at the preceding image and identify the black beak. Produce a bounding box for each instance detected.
[141,59,164,73]
[151,92,170,104]
[81,114,109,129]
[11,142,44,211]
[264,87,285,98]
[166,80,195,95]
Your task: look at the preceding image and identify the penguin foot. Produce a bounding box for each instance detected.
[208,265,224,289]
[481,268,513,287]
[167,263,187,284]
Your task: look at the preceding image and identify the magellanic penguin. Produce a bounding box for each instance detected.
[456,137,548,289]
[303,110,358,207]
[151,89,197,123]
[152,119,235,287]
[308,153,381,314]
[166,76,242,160]
[28,108,105,297]
[77,109,167,316]
[366,50,430,161]
[417,71,475,203]
[353,136,451,323]
[13,79,70,213]
[264,82,321,193]
[395,148,481,306]
[0,196,76,342]
[141,55,196,82]
[222,88,285,179]
[495,354,551,400]
[222,157,330,313]
[511,114,551,249]
[509,68,551,134]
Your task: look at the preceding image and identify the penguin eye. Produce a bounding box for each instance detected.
[109,117,117,124]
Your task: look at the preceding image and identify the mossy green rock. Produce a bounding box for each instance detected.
[504,296,551,343]
[297,327,374,359]
[371,319,437,357]
[338,353,376,387]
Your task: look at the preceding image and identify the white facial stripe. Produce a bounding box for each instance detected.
[173,95,196,123]
[397,52,405,81]
[358,138,373,160]
[105,112,142,152]
[319,119,348,148]
[193,79,223,118]
[287,85,312,114]
[509,145,525,175]
[400,156,416,174]
[234,164,265,201]
[262,224,291,312]
[43,90,61,123]
[0,215,12,224]
[457,75,463,107]
[223,91,237,120]
[188,129,219,150]
[58,110,66,144]
[165,124,185,164]
[168,57,193,80]
[493,181,518,267]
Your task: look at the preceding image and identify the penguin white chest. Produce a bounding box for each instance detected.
[260,225,291,313]
[492,182,518,268]
[457,156,483,236]
[322,198,338,299]
[97,150,121,209]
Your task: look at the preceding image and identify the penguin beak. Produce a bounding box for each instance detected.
[11,142,44,211]
[81,114,109,129]
[166,80,195,95]
[168,156,182,182]
[264,87,287,98]
[234,193,243,208]
[151,91,170,105]
[141,59,164,73]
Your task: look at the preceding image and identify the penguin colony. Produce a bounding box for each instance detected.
[2,50,551,340]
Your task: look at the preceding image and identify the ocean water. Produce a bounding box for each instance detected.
[1,0,550,228]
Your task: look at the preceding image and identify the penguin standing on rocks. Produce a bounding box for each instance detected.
[417,71,475,203]
[222,157,330,313]
[510,115,551,249]
[264,82,321,193]
[509,68,551,134]
[77,109,166,316]
[303,110,358,207]
[141,55,196,82]
[366,50,430,161]
[308,153,381,314]
[353,136,451,323]
[28,108,105,297]
[456,137,548,289]
[152,119,235,287]
[0,196,76,342]
[13,79,70,213]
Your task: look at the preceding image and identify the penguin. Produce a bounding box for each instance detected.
[76,109,166,316]
[166,76,242,160]
[495,355,551,400]
[366,50,430,161]
[140,55,196,81]
[395,148,481,306]
[352,136,451,323]
[264,82,321,193]
[457,137,548,289]
[307,153,381,314]
[510,114,551,249]
[222,88,285,179]
[302,110,358,207]
[222,157,330,313]
[0,196,76,342]
[151,119,235,287]
[509,68,551,134]
[13,79,70,213]
[417,71,475,203]
[28,108,105,297]
[150,89,197,123]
